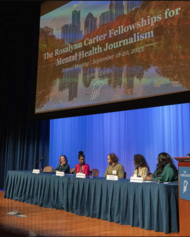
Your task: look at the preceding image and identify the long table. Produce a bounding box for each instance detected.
[4,171,179,233]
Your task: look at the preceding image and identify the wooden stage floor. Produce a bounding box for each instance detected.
[0,191,180,236]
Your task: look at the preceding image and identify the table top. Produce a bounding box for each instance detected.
[7,170,179,186]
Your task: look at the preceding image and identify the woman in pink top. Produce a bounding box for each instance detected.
[75,151,90,176]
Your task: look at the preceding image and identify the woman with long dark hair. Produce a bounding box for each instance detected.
[54,155,70,173]
[147,152,178,182]
[132,154,150,180]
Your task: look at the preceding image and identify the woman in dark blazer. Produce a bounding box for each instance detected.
[54,155,70,173]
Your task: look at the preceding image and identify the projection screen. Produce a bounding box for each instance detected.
[35,1,190,116]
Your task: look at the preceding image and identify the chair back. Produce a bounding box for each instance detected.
[43,166,53,172]
[124,171,127,179]
[90,169,99,177]
[70,167,76,174]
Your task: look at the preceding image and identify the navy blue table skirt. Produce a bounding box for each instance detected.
[4,171,179,233]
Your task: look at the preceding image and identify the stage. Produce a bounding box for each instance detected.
[0,191,180,237]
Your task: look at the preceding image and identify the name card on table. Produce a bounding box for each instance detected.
[106,175,118,181]
[32,169,40,174]
[56,171,65,177]
[130,176,143,183]
[76,173,86,178]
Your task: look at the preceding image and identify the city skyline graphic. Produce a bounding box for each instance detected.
[40,1,143,40]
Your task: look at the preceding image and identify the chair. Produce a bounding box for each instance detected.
[43,166,53,172]
[124,171,127,179]
[70,167,76,174]
[90,169,99,177]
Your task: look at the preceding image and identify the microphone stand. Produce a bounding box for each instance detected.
[35,156,46,172]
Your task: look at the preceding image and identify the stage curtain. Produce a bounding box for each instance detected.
[50,103,190,177]
[0,2,49,189]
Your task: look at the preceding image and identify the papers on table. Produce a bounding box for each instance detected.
[32,169,40,174]
[56,171,65,177]
[130,176,143,183]
[106,175,118,181]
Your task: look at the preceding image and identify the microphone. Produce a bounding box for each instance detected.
[135,162,143,170]
[35,155,46,171]
[186,153,190,157]
[35,156,46,164]
[39,155,46,161]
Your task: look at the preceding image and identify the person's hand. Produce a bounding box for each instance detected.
[146,176,151,181]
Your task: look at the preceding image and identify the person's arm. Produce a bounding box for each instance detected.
[158,165,177,182]
[146,176,151,181]
[118,165,124,178]
[150,169,158,181]
[63,164,70,174]
[53,165,60,172]
[75,164,79,174]
[132,169,137,177]
[87,165,90,176]
[139,167,148,181]
[104,167,108,177]
[84,165,90,176]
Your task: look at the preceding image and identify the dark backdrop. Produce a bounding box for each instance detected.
[0,1,49,189]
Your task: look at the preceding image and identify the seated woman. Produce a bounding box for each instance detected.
[132,154,150,180]
[146,152,178,182]
[54,155,70,174]
[75,151,90,176]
